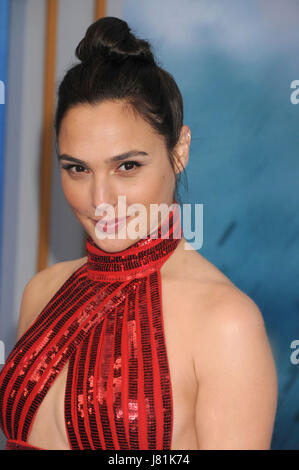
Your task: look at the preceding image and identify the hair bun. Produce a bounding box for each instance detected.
[75,16,156,66]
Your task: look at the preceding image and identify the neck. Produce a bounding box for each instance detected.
[86,203,182,281]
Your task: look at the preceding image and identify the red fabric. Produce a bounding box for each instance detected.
[0,204,181,450]
[5,439,43,450]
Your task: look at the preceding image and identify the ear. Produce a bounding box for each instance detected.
[172,124,191,174]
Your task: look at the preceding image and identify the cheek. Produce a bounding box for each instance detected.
[126,173,166,199]
[127,171,174,206]
[154,169,175,195]
[60,175,88,210]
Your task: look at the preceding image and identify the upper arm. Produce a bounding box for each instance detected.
[193,287,278,450]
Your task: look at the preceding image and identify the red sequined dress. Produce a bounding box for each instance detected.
[0,205,182,450]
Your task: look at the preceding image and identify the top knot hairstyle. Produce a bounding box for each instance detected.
[75,16,156,66]
[54,17,187,200]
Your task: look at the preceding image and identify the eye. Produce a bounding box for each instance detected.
[118,161,142,172]
[61,164,86,175]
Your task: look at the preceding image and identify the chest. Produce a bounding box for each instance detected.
[1,272,197,450]
[30,277,197,449]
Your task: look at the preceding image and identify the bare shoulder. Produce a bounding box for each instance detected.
[163,237,243,305]
[167,237,263,312]
[165,240,278,448]
[164,238,271,372]
[17,256,87,340]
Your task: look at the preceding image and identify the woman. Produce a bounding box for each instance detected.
[0,17,277,450]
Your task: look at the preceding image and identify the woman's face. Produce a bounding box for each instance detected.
[58,99,180,252]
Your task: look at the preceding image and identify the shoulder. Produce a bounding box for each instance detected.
[163,237,239,313]
[190,280,268,363]
[167,237,262,312]
[166,238,276,379]
[185,262,277,405]
[25,255,87,295]
[189,281,278,449]
[17,256,87,340]
[187,278,278,449]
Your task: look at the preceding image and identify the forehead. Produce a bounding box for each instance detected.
[59,100,160,147]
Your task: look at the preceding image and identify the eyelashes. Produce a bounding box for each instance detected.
[61,160,143,175]
[61,164,86,174]
[119,161,142,172]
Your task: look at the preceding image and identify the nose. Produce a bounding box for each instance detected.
[91,173,117,217]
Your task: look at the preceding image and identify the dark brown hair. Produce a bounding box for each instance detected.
[54,16,187,201]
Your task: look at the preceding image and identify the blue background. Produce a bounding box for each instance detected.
[123,0,299,449]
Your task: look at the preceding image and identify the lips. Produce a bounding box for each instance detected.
[92,216,128,233]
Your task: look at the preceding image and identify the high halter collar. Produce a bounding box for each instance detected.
[86,203,182,281]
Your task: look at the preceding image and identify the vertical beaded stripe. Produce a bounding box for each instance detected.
[0,204,182,449]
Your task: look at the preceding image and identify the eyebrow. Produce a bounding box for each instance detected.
[57,150,149,165]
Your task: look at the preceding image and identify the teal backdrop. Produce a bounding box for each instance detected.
[123,0,299,450]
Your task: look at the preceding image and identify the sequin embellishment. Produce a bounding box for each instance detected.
[0,205,182,450]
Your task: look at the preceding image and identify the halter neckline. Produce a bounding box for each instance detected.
[86,203,182,281]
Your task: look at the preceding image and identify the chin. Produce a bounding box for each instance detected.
[89,234,141,253]
[83,214,151,253]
